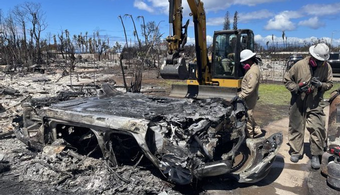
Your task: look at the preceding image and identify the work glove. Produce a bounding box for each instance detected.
[231,95,242,103]
[310,77,322,88]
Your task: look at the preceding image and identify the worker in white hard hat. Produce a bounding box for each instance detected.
[232,49,262,138]
[284,43,333,169]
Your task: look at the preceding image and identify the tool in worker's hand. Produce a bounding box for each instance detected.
[298,82,310,93]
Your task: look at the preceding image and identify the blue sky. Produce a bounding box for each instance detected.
[2,0,340,49]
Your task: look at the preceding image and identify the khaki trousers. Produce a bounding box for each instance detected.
[246,109,261,137]
[288,94,326,156]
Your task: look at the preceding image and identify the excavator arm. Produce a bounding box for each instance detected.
[187,0,210,85]
[166,0,189,57]
[161,0,209,83]
[161,0,190,80]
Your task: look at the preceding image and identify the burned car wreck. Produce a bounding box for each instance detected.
[14,88,282,185]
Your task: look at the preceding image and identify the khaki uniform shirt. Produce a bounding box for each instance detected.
[239,64,260,109]
[284,56,333,108]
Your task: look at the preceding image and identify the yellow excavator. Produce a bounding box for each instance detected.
[160,0,254,100]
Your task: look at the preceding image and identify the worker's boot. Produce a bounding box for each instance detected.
[311,155,320,169]
[290,154,300,163]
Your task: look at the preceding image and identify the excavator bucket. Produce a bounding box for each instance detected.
[169,84,239,100]
[160,57,189,80]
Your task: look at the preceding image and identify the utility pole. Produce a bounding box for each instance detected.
[331,31,334,51]
[331,30,338,51]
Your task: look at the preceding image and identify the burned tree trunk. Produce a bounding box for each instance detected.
[131,60,142,93]
[119,54,129,92]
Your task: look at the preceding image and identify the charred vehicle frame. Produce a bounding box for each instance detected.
[14,88,282,185]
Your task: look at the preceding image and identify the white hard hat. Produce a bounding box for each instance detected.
[309,43,330,61]
[240,49,256,62]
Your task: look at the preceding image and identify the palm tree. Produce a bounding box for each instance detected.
[118,15,129,92]
[124,14,141,49]
[137,15,147,45]
[84,32,88,53]
[118,15,128,48]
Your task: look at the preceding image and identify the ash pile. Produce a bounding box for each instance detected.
[0,136,179,195]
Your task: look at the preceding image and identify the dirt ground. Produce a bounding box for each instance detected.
[0,67,334,195]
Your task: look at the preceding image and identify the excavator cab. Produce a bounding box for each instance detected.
[210,29,254,87]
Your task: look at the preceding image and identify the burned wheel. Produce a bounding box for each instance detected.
[231,144,251,172]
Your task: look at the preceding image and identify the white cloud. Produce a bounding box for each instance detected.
[239,9,274,23]
[280,10,302,19]
[184,35,213,45]
[298,17,325,29]
[182,1,282,13]
[206,35,213,45]
[254,34,289,46]
[133,0,154,13]
[234,0,285,7]
[133,0,169,14]
[302,3,340,16]
[149,0,169,8]
[206,17,224,26]
[134,0,284,15]
[186,36,195,45]
[206,9,274,26]
[254,34,265,42]
[264,11,296,31]
[254,34,340,47]
[195,1,233,12]
[332,38,340,48]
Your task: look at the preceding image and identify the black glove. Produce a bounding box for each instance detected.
[231,95,242,103]
[310,77,322,88]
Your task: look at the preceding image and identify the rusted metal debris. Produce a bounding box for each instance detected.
[14,86,283,187]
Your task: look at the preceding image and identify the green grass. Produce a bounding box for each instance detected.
[326,81,340,98]
[258,83,291,106]
[258,81,340,106]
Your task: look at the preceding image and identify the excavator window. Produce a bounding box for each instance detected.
[211,29,254,80]
[240,33,254,51]
[213,34,236,77]
[241,35,248,50]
